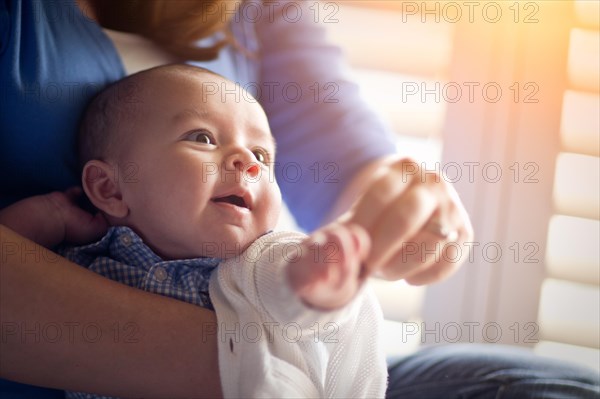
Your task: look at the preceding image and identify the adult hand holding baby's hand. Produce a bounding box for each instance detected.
[287,223,370,311]
[0,187,108,248]
[347,157,474,285]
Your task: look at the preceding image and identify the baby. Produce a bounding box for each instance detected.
[0,65,387,398]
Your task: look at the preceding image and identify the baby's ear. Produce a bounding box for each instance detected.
[81,160,129,218]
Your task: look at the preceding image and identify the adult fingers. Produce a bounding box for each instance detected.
[348,158,418,231]
[363,175,442,273]
[377,213,472,283]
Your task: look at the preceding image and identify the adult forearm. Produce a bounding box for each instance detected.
[0,225,222,398]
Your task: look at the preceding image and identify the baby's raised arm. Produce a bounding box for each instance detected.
[209,225,385,398]
[287,223,371,310]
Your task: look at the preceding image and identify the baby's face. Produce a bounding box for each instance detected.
[116,72,281,259]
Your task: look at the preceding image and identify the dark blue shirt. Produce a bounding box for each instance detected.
[0,0,125,206]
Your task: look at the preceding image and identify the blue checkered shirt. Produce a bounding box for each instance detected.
[59,226,220,309]
[60,226,221,399]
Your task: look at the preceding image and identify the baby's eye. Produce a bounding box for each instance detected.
[186,130,215,145]
[252,148,270,165]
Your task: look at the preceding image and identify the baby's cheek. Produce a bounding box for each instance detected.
[268,186,283,225]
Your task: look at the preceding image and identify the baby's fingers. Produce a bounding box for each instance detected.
[293,224,370,309]
[344,223,371,268]
[319,223,371,284]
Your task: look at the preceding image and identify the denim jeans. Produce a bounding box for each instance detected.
[386,344,600,398]
[2,344,599,398]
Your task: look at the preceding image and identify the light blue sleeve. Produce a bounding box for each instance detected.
[254,0,397,232]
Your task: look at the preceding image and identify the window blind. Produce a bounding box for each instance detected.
[535,0,600,371]
[325,2,454,153]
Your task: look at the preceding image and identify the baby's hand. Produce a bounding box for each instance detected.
[0,187,108,248]
[287,223,371,310]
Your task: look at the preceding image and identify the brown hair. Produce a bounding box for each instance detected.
[94,0,245,61]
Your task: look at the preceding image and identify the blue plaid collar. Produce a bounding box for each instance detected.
[69,226,222,270]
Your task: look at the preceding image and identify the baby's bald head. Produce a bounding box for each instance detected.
[78,64,223,169]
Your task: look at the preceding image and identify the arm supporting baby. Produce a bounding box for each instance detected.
[0,196,223,398]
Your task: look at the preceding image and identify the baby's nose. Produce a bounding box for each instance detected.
[224,149,260,179]
[225,148,254,169]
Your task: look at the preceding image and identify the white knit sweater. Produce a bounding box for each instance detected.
[209,231,388,398]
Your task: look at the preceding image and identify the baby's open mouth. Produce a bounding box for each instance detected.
[213,195,249,209]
